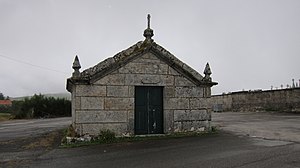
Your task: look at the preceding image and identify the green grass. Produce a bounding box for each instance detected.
[0,113,13,121]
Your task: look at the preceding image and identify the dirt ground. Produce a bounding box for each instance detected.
[0,117,70,167]
[0,129,64,167]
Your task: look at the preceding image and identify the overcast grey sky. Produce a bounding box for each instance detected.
[0,0,299,97]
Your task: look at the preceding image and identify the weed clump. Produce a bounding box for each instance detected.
[98,130,116,143]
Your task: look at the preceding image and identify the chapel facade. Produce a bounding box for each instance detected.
[66,15,217,136]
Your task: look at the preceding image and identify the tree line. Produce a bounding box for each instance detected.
[0,93,71,119]
[0,93,9,100]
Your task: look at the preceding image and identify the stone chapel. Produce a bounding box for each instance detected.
[66,15,217,136]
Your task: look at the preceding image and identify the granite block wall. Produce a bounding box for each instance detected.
[72,53,212,136]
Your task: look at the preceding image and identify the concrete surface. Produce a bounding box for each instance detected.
[20,133,300,168]
[0,117,71,141]
[212,112,300,142]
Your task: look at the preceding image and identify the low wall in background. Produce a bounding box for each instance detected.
[210,88,300,113]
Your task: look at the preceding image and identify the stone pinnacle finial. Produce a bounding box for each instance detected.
[204,63,212,76]
[143,14,154,42]
[72,55,81,78]
[203,62,212,82]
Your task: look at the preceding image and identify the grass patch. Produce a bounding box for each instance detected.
[61,127,218,148]
[0,113,13,121]
[23,131,60,150]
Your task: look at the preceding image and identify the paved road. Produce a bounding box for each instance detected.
[212,112,300,142]
[2,113,300,168]
[27,133,300,168]
[0,117,71,141]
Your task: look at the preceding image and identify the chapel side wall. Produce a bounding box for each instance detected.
[74,52,212,136]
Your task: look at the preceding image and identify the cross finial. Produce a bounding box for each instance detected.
[147,14,151,29]
[143,14,154,42]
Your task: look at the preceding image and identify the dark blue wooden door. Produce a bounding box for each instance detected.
[135,86,163,135]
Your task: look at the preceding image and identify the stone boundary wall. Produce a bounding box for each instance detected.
[210,88,300,113]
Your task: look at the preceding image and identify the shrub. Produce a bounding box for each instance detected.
[210,126,217,133]
[98,130,116,143]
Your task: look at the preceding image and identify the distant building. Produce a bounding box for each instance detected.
[66,15,217,136]
[0,100,12,106]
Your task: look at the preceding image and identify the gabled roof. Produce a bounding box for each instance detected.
[67,15,217,92]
